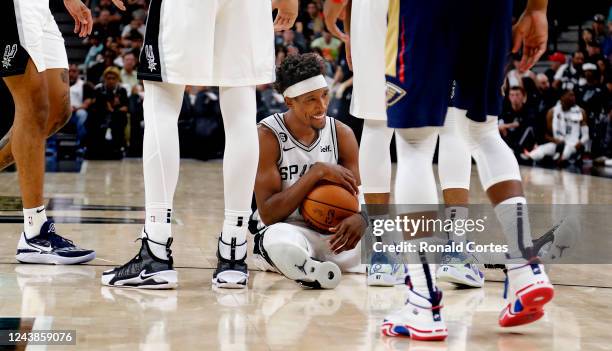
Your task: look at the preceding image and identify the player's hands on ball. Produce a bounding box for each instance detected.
[329,213,366,254]
[272,0,299,31]
[512,8,548,72]
[313,162,359,195]
[64,0,93,37]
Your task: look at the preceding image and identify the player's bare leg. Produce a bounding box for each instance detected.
[6,60,94,264]
[3,60,48,208]
[0,68,71,171]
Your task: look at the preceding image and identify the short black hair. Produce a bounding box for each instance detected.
[274,53,325,95]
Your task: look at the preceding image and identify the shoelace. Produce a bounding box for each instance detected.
[48,232,75,249]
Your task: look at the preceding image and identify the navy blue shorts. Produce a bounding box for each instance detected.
[386,0,513,128]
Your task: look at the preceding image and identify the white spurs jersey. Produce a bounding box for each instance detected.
[258,113,339,223]
[552,103,583,143]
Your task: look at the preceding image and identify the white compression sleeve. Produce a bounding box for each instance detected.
[359,119,394,193]
[439,108,472,190]
[455,110,522,190]
[219,86,258,258]
[142,81,184,258]
[394,127,440,204]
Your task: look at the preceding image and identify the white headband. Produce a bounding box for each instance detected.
[283,75,328,98]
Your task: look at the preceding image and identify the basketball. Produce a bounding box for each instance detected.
[300,183,359,233]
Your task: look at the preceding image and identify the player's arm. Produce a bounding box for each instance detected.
[254,125,358,225]
[329,120,367,254]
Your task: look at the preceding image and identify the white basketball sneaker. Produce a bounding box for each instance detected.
[499,262,554,327]
[264,241,341,289]
[381,288,448,341]
[437,264,485,288]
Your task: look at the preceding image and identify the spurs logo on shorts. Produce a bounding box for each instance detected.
[145,45,157,72]
[2,44,17,69]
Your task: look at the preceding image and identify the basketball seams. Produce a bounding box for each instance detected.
[302,197,359,214]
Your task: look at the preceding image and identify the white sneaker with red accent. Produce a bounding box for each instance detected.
[499,262,554,327]
[381,288,448,341]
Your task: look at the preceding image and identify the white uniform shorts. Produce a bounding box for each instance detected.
[1,0,68,77]
[349,0,389,120]
[137,0,275,87]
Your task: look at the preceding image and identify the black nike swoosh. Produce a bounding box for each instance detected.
[283,147,296,152]
[36,208,45,213]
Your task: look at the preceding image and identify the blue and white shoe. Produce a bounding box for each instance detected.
[16,220,95,265]
[367,252,406,287]
[437,241,484,288]
[437,264,484,288]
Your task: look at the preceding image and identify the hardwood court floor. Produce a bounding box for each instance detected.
[0,160,610,350]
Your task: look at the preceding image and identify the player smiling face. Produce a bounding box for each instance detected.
[287,87,330,130]
[275,53,330,131]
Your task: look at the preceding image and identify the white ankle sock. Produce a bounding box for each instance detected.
[220,210,250,260]
[23,205,47,239]
[143,205,172,260]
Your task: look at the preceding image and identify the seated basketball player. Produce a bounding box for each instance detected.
[251,53,367,289]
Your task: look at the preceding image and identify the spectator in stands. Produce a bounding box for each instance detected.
[586,40,605,64]
[123,29,144,54]
[84,30,104,69]
[534,73,557,112]
[311,30,342,62]
[554,51,585,90]
[579,28,594,54]
[256,84,286,120]
[523,90,589,165]
[68,64,94,148]
[87,49,120,85]
[296,1,324,41]
[577,63,606,120]
[120,52,138,96]
[121,9,146,38]
[93,9,121,39]
[545,52,566,84]
[87,67,129,158]
[593,14,607,44]
[277,30,306,54]
[500,86,536,154]
[603,21,612,58]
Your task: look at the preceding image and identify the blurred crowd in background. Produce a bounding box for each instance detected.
[1,0,611,171]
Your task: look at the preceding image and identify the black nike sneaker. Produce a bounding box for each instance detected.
[16,220,95,265]
[213,236,248,289]
[101,233,177,289]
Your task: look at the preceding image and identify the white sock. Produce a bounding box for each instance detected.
[220,210,250,260]
[494,196,534,261]
[407,263,437,299]
[23,205,47,239]
[445,206,468,244]
[143,203,172,260]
